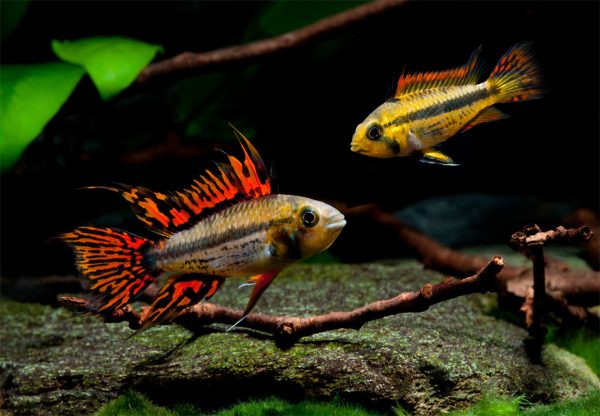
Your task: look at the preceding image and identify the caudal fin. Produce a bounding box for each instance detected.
[487,42,543,103]
[61,227,160,313]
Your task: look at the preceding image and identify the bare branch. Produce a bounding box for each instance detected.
[59,256,504,344]
[137,0,407,83]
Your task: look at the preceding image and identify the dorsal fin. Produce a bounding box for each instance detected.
[90,126,271,237]
[395,46,483,97]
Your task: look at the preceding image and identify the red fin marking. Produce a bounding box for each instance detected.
[140,274,225,330]
[61,227,159,313]
[396,46,483,96]
[487,42,543,103]
[90,127,271,237]
[243,271,280,317]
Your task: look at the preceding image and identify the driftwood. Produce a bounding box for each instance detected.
[509,224,593,361]
[136,0,407,84]
[342,204,600,336]
[60,256,504,346]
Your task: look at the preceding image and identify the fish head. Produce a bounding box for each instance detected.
[350,101,407,158]
[273,196,346,261]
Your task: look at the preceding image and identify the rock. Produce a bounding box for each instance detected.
[395,193,575,246]
[1,261,598,415]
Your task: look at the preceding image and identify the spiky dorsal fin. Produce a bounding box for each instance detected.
[91,126,271,237]
[395,46,483,97]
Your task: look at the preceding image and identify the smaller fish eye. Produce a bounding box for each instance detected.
[301,208,319,228]
[367,124,382,140]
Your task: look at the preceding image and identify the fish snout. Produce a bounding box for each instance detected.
[326,213,346,230]
[350,134,365,154]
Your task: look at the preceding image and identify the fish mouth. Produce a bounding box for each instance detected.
[326,214,346,230]
[350,143,366,154]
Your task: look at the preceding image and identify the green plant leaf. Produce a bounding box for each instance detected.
[0,63,84,172]
[52,36,162,100]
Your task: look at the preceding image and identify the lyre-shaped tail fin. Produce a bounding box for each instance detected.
[61,227,160,313]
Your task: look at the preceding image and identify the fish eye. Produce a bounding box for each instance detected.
[300,208,319,228]
[366,124,383,140]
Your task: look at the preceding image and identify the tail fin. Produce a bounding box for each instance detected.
[487,42,543,103]
[61,227,160,313]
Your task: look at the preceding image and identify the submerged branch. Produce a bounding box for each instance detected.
[60,256,504,345]
[342,204,600,308]
[137,0,407,83]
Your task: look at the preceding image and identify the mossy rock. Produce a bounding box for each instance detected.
[1,261,598,415]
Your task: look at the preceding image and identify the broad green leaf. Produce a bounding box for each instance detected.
[0,63,84,172]
[1,0,29,40]
[52,37,162,100]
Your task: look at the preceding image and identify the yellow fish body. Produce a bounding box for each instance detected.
[351,43,543,165]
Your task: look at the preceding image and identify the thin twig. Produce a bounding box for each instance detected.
[137,0,407,83]
[60,256,504,345]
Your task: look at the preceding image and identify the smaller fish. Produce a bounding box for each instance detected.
[62,126,346,332]
[351,43,543,165]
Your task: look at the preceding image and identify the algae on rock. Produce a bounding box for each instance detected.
[1,261,598,415]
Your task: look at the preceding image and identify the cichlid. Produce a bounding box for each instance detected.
[350,43,543,165]
[62,127,346,331]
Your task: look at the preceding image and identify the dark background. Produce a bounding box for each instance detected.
[1,1,598,281]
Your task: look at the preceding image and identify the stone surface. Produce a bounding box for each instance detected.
[1,261,598,415]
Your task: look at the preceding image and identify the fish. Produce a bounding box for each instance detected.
[61,126,346,331]
[350,43,543,165]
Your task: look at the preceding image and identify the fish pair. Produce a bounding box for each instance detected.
[63,43,542,331]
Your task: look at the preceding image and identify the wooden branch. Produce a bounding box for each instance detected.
[509,223,594,362]
[136,0,407,83]
[59,256,504,345]
[564,208,600,270]
[342,204,600,307]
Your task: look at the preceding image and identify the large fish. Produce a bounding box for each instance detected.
[62,127,346,330]
[350,43,543,165]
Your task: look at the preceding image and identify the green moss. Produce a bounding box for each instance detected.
[446,393,522,415]
[94,392,378,416]
[98,391,600,416]
[94,390,175,416]
[211,397,378,416]
[547,328,600,377]
[524,389,600,415]
[442,390,600,416]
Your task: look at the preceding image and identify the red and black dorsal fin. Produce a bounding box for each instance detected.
[94,126,271,237]
[395,46,483,97]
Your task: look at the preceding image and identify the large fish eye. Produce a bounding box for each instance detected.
[366,124,383,140]
[301,208,319,228]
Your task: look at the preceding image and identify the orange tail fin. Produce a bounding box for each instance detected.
[487,42,543,103]
[61,227,160,313]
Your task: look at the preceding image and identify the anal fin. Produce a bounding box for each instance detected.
[460,107,508,133]
[139,274,225,331]
[420,148,459,167]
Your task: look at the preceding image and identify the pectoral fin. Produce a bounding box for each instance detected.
[460,107,508,133]
[226,270,280,332]
[420,149,459,167]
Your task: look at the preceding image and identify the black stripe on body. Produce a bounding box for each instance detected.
[386,88,490,127]
[163,217,292,260]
